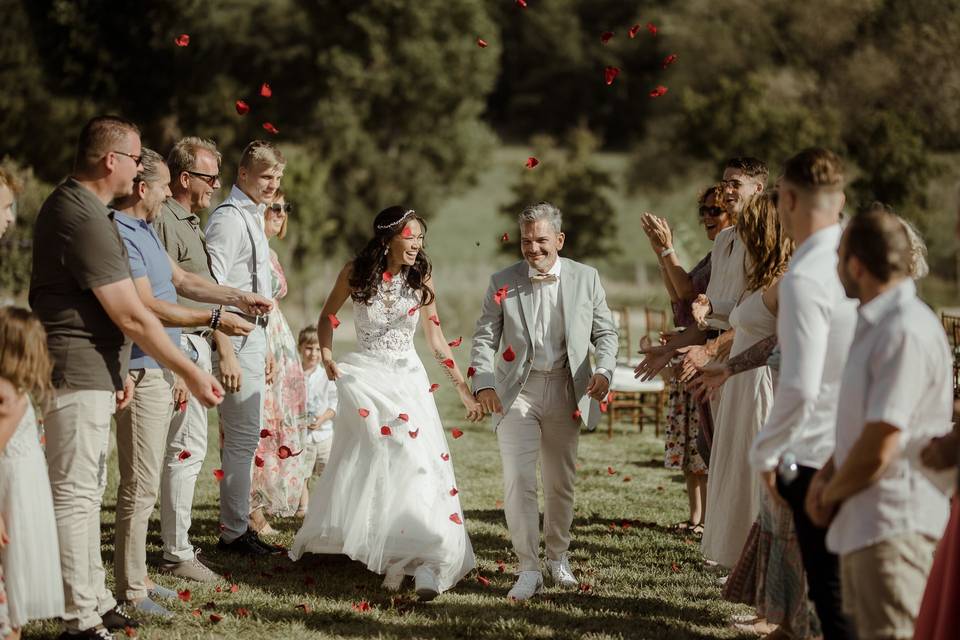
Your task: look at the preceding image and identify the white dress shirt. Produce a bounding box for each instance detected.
[826,278,952,556]
[304,366,338,444]
[529,259,568,372]
[704,226,749,329]
[750,224,858,471]
[204,185,272,307]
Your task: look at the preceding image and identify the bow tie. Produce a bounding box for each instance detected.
[530,272,558,282]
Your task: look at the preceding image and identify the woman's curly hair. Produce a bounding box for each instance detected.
[349,205,436,308]
[738,192,794,292]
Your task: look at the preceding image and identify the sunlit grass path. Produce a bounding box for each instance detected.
[29,400,753,639]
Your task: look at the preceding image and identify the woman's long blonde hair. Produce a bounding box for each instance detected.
[0,307,53,405]
[738,192,794,292]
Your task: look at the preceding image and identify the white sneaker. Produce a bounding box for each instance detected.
[414,565,439,601]
[507,570,543,601]
[545,552,578,589]
[381,565,406,592]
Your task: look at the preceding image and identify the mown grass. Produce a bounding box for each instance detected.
[27,384,755,639]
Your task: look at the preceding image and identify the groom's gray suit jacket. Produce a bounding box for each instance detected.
[470,257,619,430]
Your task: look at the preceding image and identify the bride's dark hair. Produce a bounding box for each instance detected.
[349,205,436,307]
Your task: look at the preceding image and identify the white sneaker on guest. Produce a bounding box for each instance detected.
[507,570,543,601]
[545,552,578,589]
[414,565,439,601]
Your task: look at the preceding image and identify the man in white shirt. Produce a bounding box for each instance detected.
[205,140,284,556]
[746,148,858,640]
[470,202,618,601]
[807,207,952,640]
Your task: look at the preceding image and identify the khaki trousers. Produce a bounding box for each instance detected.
[497,368,580,572]
[114,369,173,601]
[44,388,118,631]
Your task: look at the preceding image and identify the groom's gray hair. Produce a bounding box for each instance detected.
[518,201,562,233]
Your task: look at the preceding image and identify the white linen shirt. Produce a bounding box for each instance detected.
[826,278,952,556]
[304,366,338,444]
[529,259,567,372]
[750,224,858,471]
[704,226,749,329]
[204,185,272,307]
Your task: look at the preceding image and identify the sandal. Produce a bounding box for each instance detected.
[689,523,704,536]
[671,520,695,531]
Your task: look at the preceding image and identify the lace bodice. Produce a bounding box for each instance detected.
[1,400,43,459]
[354,281,421,355]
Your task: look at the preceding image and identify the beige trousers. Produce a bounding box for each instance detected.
[497,368,580,572]
[114,369,173,601]
[44,388,118,631]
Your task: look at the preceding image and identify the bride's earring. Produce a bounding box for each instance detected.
[384,247,389,256]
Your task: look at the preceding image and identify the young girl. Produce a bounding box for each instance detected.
[289,206,481,600]
[0,307,64,639]
[295,326,338,517]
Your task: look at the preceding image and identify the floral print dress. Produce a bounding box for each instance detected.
[250,252,309,517]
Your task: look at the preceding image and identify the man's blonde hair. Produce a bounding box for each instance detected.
[239,140,285,171]
[0,166,22,195]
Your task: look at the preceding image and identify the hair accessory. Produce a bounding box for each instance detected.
[375,209,416,231]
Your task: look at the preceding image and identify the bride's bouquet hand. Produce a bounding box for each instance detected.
[458,384,485,422]
[323,357,341,381]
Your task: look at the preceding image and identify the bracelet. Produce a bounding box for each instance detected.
[659,247,675,258]
[209,306,222,331]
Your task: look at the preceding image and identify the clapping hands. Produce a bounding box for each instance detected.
[691,294,712,329]
[641,213,673,253]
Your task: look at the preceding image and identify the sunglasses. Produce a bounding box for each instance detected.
[267,203,293,215]
[185,170,220,188]
[112,150,143,165]
[699,205,725,218]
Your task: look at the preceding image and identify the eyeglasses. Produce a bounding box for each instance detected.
[267,203,293,215]
[112,150,143,165]
[699,205,725,218]
[185,170,220,187]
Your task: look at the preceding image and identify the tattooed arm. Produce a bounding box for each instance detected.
[687,334,776,401]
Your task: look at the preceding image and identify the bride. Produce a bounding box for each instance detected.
[289,206,481,600]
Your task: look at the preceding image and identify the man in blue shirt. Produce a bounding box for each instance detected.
[112,148,272,619]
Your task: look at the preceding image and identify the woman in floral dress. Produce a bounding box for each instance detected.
[249,191,309,534]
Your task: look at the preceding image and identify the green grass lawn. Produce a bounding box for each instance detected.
[27,388,755,640]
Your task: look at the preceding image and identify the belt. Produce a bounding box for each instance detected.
[236,312,269,328]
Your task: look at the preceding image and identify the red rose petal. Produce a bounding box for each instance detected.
[328,314,340,328]
[442,358,455,368]
[449,513,463,525]
[649,85,668,98]
[191,608,201,617]
[174,33,190,47]
[467,366,476,378]
[407,305,419,316]
[235,607,249,617]
[495,499,504,509]
[297,602,314,613]
[429,314,440,326]
[380,425,392,436]
[450,487,459,496]
[124,626,137,637]
[278,445,299,459]
[607,466,616,475]
[647,22,658,36]
[398,413,409,422]
[351,600,369,612]
[496,559,506,573]
[502,345,516,362]
[230,583,239,593]
[358,408,370,418]
[579,582,592,592]
[516,0,527,7]
[623,476,632,482]
[408,428,419,439]
[600,31,614,44]
[260,82,272,98]
[671,562,680,573]
[235,100,250,115]
[429,383,440,393]
[260,429,272,438]
[255,455,264,467]
[178,450,191,461]
[209,613,223,623]
[524,156,539,169]
[448,336,462,347]
[500,232,510,243]
[451,428,464,439]
[213,469,225,481]
[572,409,582,420]
[604,66,620,86]
[628,24,641,38]
[178,589,191,602]
[662,53,678,69]
[215,586,222,593]
[477,575,490,586]
[401,227,413,238]
[441,452,450,461]
[477,38,488,48]
[600,401,609,413]
[262,122,279,135]
[382,271,393,282]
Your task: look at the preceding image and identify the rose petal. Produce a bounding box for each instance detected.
[442,358,455,368]
[407,305,419,316]
[401,227,413,238]
[579,583,592,592]
[429,314,440,326]
[449,513,463,525]
[398,413,409,422]
[230,583,239,593]
[297,602,313,613]
[607,466,616,475]
[260,82,272,98]
[178,589,191,602]
[191,608,202,617]
[524,156,539,169]
[477,575,490,586]
[502,345,516,362]
[467,366,476,378]
[124,626,137,637]
[450,487,459,496]
[448,337,462,348]
[262,122,279,135]
[477,38,488,48]
[358,408,370,418]
[628,24,641,38]
[278,445,293,459]
[178,450,191,461]
[515,0,527,7]
[623,476,632,482]
[496,559,506,573]
[600,401,609,413]
[429,383,440,392]
[451,428,464,439]
[604,66,620,86]
[382,271,393,282]
[260,429,272,438]
[255,455,264,467]
[572,409,582,420]
[380,425,392,436]
[174,34,190,47]
[441,452,450,461]
[649,85,668,98]
[600,31,614,44]
[235,607,249,617]
[213,469,225,481]
[209,614,223,623]
[647,22,657,36]
[408,428,419,439]
[328,313,340,328]
[235,100,250,115]
[662,53,678,69]
[500,232,510,243]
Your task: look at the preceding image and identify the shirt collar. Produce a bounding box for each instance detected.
[228,184,267,217]
[528,257,563,279]
[113,210,150,231]
[792,223,841,263]
[858,278,916,327]
[164,197,199,222]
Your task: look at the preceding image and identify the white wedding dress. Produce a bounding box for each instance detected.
[289,280,475,592]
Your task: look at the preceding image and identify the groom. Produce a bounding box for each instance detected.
[470,201,619,600]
